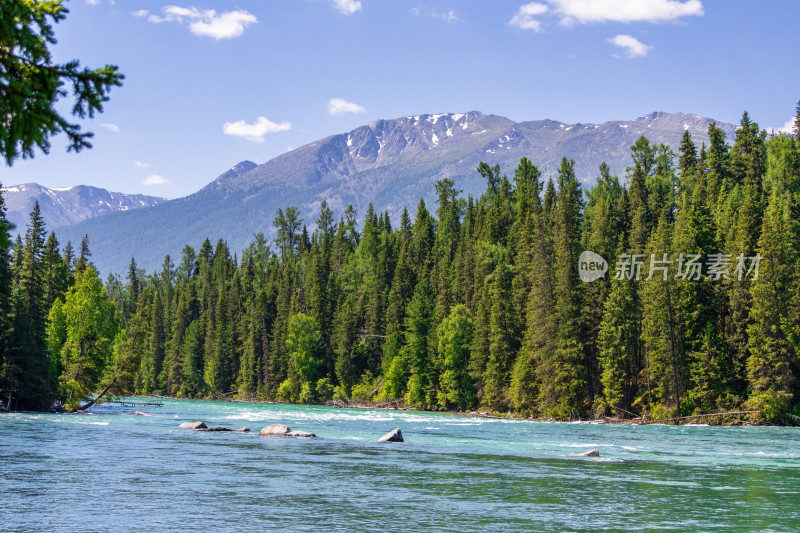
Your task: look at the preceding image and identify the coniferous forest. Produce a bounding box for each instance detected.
[2,110,800,423]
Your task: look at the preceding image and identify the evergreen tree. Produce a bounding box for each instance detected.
[639,216,682,413]
[678,130,698,189]
[482,261,516,411]
[403,278,436,409]
[511,188,556,415]
[598,274,639,414]
[794,100,800,142]
[0,186,13,408]
[7,202,51,410]
[42,232,68,308]
[74,234,92,274]
[747,186,798,417]
[538,158,588,418]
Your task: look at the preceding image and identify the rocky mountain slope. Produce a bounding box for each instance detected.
[55,111,737,275]
[2,183,167,236]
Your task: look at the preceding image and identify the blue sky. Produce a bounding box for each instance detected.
[3,0,798,198]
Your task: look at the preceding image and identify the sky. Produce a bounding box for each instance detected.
[2,0,799,199]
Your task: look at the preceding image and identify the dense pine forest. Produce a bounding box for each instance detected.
[2,110,800,423]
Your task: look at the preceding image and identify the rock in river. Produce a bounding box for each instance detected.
[378,428,404,442]
[568,449,600,457]
[179,421,207,429]
[259,423,316,438]
[194,426,250,433]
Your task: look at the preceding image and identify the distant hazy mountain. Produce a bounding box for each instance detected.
[2,183,167,236]
[56,111,737,275]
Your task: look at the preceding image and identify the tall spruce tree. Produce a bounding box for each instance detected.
[747,185,799,419]
[537,158,588,418]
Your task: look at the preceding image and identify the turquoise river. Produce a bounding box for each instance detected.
[1,399,799,532]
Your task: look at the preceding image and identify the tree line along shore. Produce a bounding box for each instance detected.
[1,109,800,425]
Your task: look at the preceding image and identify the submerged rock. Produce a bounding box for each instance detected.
[286,430,315,438]
[179,421,207,429]
[378,428,404,442]
[568,449,600,457]
[259,424,315,438]
[194,425,250,433]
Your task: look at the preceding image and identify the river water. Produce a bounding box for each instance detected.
[1,399,798,532]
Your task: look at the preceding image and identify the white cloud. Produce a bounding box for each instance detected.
[776,118,796,135]
[223,116,292,143]
[607,34,652,58]
[546,0,703,25]
[509,3,548,31]
[86,0,101,5]
[412,6,459,23]
[328,98,366,116]
[133,160,151,168]
[100,123,120,132]
[142,174,168,186]
[333,0,362,15]
[509,1,702,32]
[144,6,257,39]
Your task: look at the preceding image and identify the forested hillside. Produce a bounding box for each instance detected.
[2,111,799,423]
[57,111,736,275]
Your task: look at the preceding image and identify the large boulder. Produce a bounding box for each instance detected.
[378,428,404,442]
[568,449,600,457]
[179,421,207,429]
[259,424,316,438]
[259,424,290,436]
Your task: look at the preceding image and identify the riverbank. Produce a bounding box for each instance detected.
[124,393,764,426]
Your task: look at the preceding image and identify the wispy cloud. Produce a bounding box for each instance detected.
[333,0,362,15]
[328,98,366,116]
[607,34,652,58]
[509,3,548,31]
[138,6,257,39]
[100,123,120,132]
[412,6,459,23]
[142,174,168,186]
[133,160,151,168]
[223,116,292,142]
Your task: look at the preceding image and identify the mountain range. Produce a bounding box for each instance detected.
[1,183,166,237]
[9,111,737,275]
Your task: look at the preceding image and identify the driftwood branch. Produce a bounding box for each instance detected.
[610,405,640,418]
[76,378,117,411]
[367,377,385,398]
